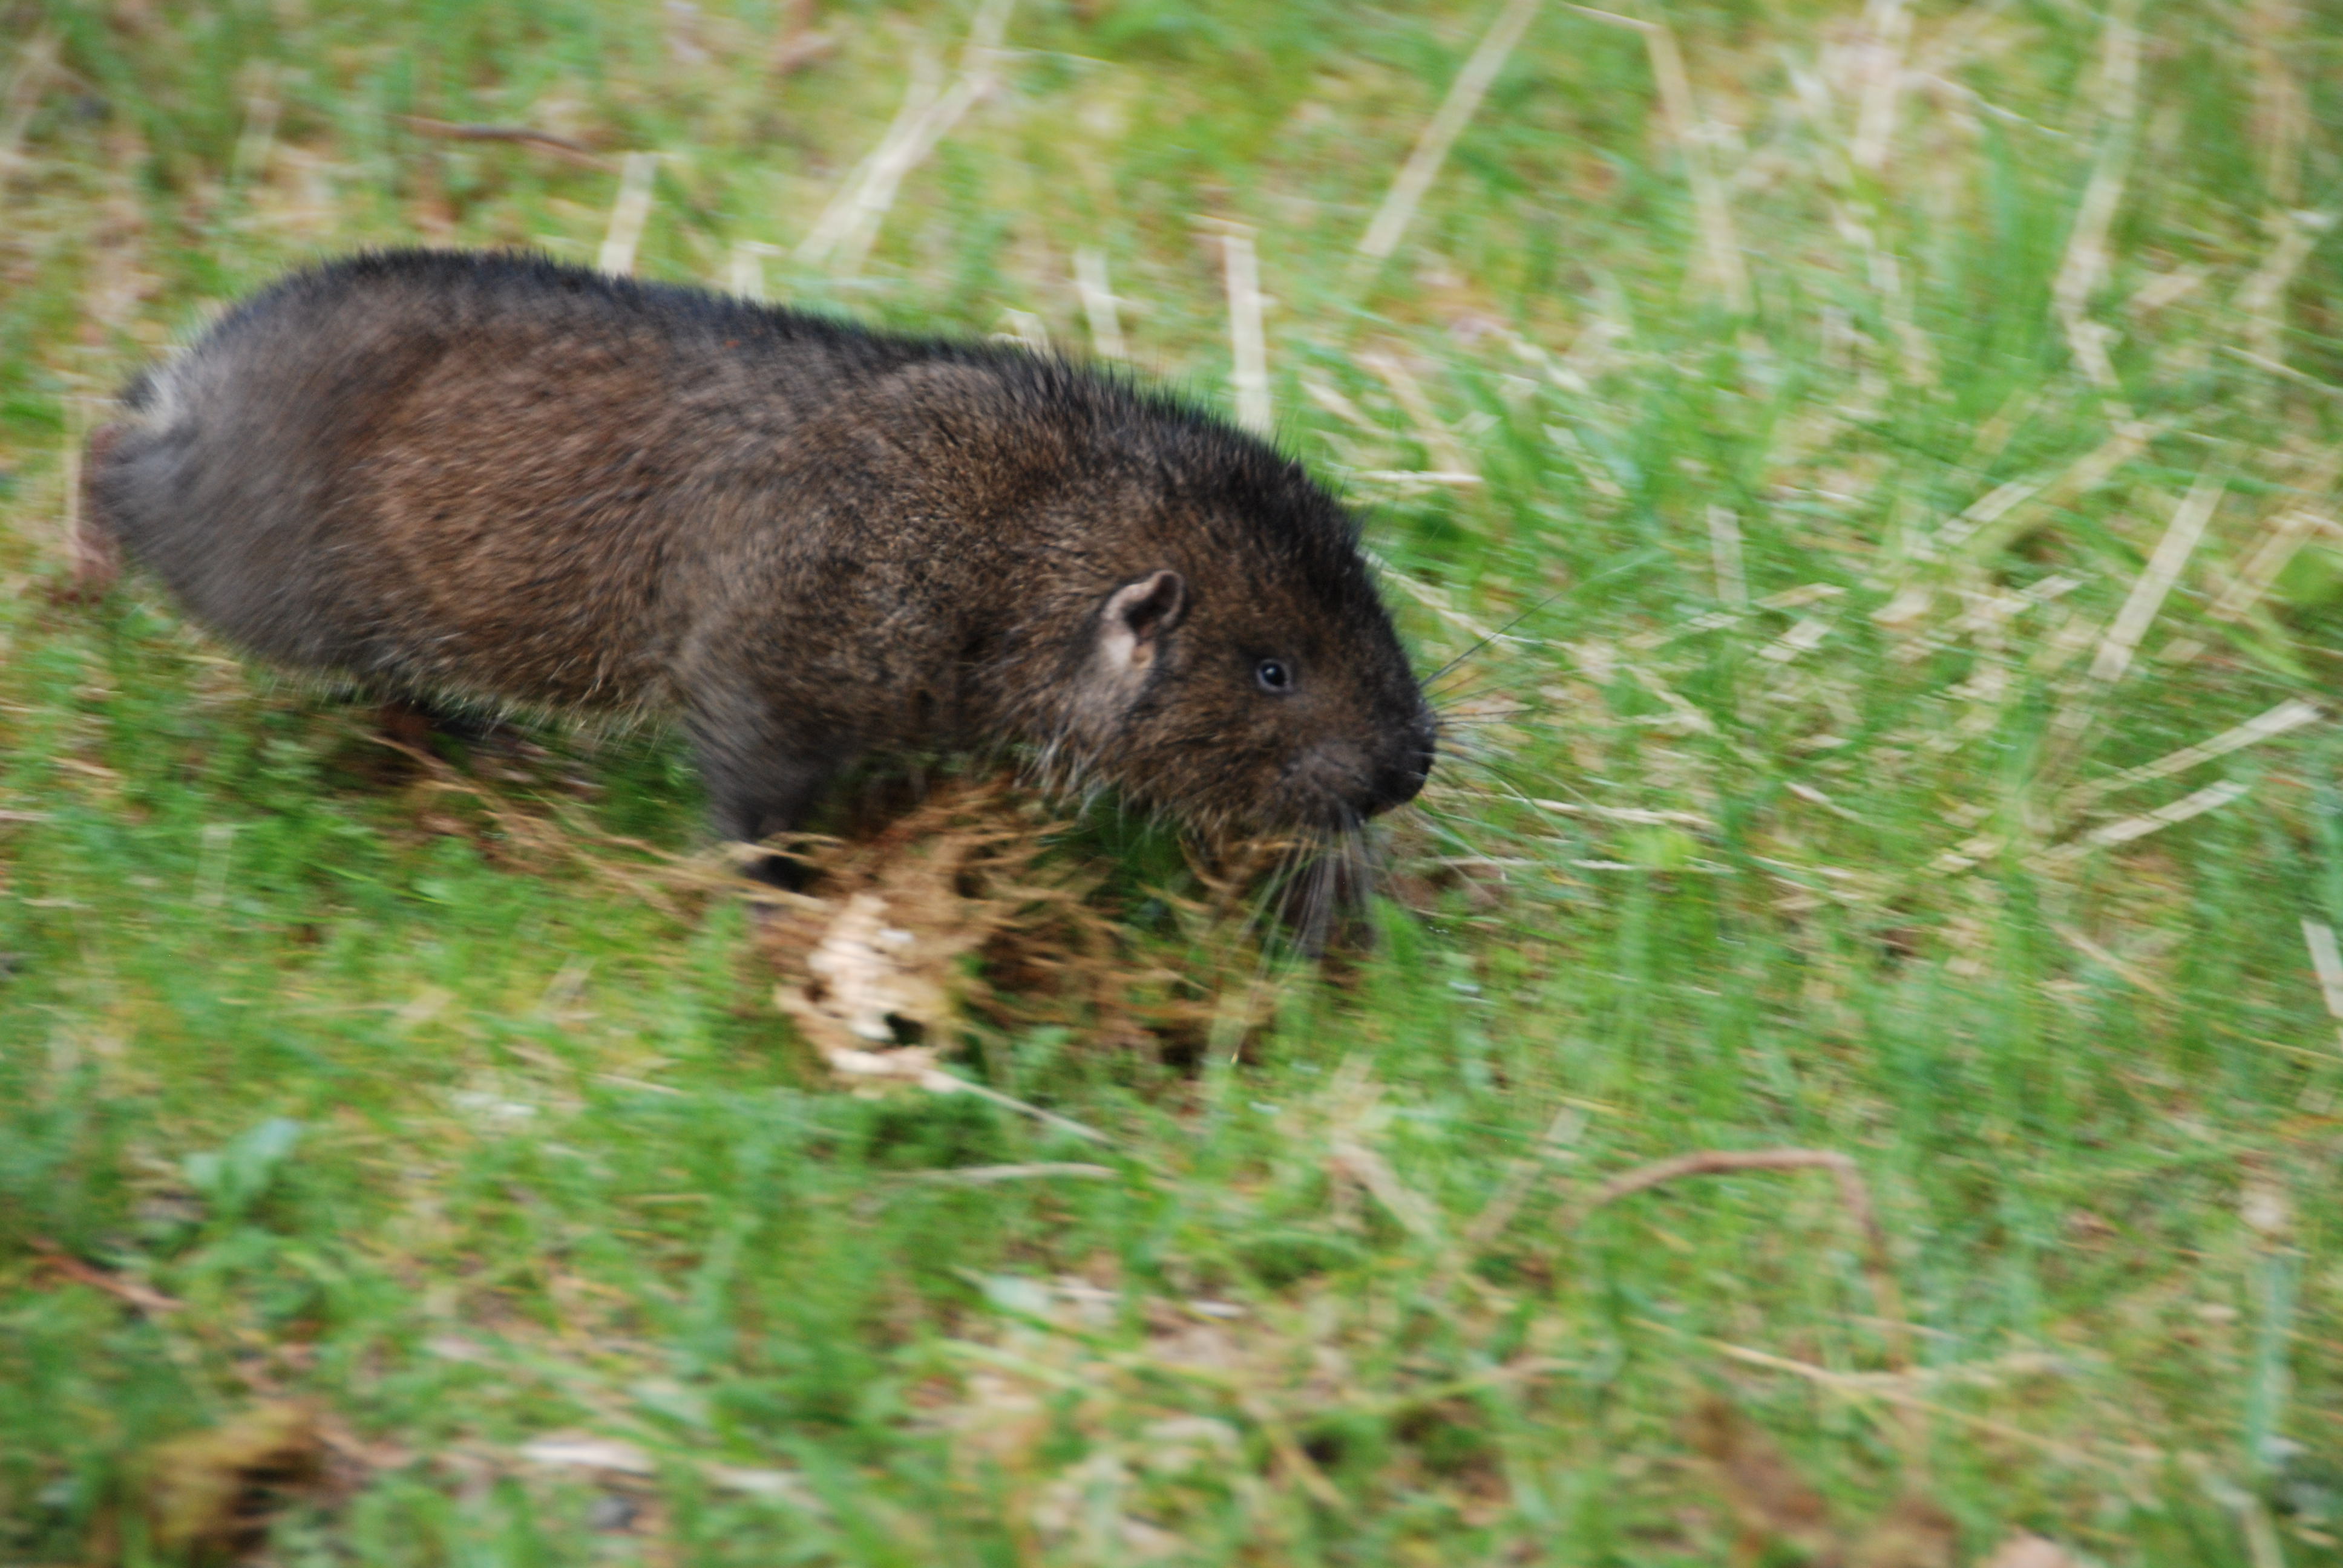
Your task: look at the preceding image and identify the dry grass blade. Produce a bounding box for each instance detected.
[1423,1106,1587,1301]
[519,1432,657,1475]
[1683,1336,2119,1470]
[1358,349,1473,476]
[2242,0,2309,203]
[2089,469,2224,684]
[2065,699,2319,811]
[2224,344,2343,401]
[2207,508,2331,623]
[795,0,1014,276]
[2301,919,2343,1051]
[1569,7,1751,313]
[1073,247,1126,361]
[229,89,280,188]
[727,238,782,300]
[795,48,943,266]
[2234,207,2333,366]
[2039,778,2252,868]
[1938,419,2163,560]
[900,1162,1113,1184]
[1848,0,1912,175]
[1354,0,1542,266]
[1979,1537,2086,1568]
[1218,227,1273,436]
[1578,1148,1911,1371]
[0,29,59,180]
[2047,0,2140,391]
[1348,468,1481,489]
[2050,922,2175,1003]
[597,152,660,276]
[1706,504,1749,608]
[1327,1137,1442,1242]
[928,1074,1115,1146]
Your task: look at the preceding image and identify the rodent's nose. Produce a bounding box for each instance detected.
[1362,722,1436,817]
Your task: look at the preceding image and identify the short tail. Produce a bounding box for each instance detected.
[64,422,126,599]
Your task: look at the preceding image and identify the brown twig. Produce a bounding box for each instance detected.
[28,1236,183,1315]
[394,114,613,169]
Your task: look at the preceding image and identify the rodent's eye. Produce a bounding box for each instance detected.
[1254,658,1294,694]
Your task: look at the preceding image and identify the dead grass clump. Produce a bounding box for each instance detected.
[104,1401,326,1563]
[755,776,1255,1088]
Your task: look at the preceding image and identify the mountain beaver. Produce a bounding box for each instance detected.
[80,250,1436,854]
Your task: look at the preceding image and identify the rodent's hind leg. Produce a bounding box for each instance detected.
[687,707,842,888]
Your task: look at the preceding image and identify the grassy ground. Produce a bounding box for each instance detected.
[5,0,2343,1562]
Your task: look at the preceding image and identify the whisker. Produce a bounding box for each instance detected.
[1427,752,1576,833]
[1420,584,1576,687]
[1411,549,1666,691]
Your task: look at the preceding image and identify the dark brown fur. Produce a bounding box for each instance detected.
[85,250,1435,848]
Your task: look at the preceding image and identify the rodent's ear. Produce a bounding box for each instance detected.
[1099,570,1187,672]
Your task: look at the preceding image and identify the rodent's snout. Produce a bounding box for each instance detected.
[1358,713,1438,818]
[1290,720,1433,825]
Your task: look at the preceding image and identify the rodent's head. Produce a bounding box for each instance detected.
[1049,429,1437,837]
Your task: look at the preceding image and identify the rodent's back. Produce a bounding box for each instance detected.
[96,252,932,707]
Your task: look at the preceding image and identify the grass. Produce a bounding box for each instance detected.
[5,0,2343,1561]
